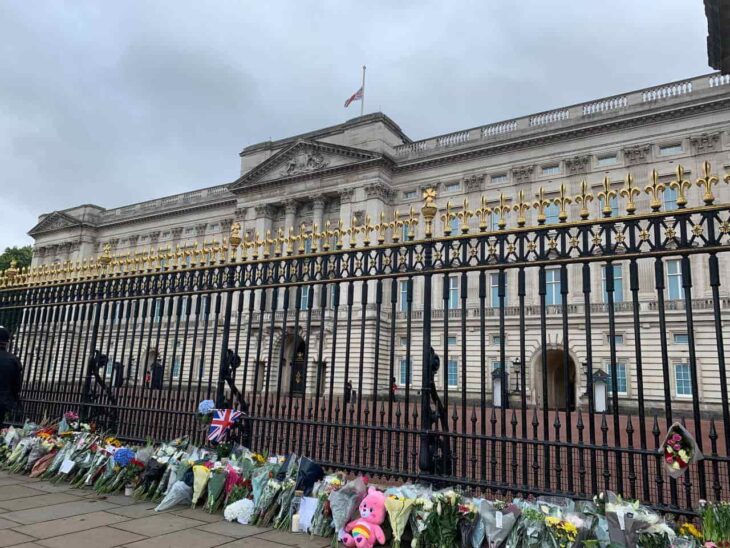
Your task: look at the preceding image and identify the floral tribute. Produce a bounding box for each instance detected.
[661,422,703,478]
[2,406,728,547]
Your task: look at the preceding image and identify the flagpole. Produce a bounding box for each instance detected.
[361,65,366,117]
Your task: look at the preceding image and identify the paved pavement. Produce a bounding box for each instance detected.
[0,471,331,548]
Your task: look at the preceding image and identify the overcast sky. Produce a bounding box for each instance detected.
[0,1,712,250]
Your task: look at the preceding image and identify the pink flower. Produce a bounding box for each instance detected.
[673,443,682,451]
[666,456,674,463]
[671,433,682,443]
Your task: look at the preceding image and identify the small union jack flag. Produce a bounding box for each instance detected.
[207,408,242,443]
[344,86,364,108]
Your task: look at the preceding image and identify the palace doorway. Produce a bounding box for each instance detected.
[533,347,577,410]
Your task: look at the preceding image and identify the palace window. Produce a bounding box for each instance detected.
[597,154,618,167]
[489,212,500,231]
[608,334,624,345]
[400,358,411,385]
[674,333,689,344]
[666,259,683,300]
[491,174,507,184]
[172,340,182,378]
[607,362,628,395]
[599,195,620,217]
[542,164,561,176]
[403,190,417,199]
[545,203,560,224]
[602,264,624,303]
[490,272,507,306]
[300,286,311,310]
[448,276,459,309]
[664,186,678,211]
[447,359,458,388]
[400,336,408,347]
[447,336,457,346]
[445,181,461,192]
[402,222,410,242]
[399,280,409,312]
[492,335,503,346]
[659,143,683,156]
[545,268,561,305]
[674,363,692,397]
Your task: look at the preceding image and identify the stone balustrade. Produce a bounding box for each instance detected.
[100,184,233,220]
[393,72,728,159]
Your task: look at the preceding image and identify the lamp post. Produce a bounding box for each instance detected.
[512,357,522,392]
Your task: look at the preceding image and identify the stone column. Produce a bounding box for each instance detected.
[284,200,298,233]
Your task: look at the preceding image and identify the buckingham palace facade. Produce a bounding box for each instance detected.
[24,72,730,414]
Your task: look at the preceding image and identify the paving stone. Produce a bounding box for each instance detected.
[85,494,139,507]
[172,508,222,523]
[0,516,23,529]
[7,544,47,548]
[12,511,130,540]
[19,483,75,494]
[106,505,162,519]
[0,485,46,501]
[37,526,146,548]
[0,477,25,487]
[195,521,271,538]
[121,528,233,548]
[248,530,332,548]
[0,492,81,511]
[111,514,206,537]
[0,529,37,547]
[2,500,117,525]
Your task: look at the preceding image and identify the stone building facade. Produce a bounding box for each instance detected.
[26,72,730,413]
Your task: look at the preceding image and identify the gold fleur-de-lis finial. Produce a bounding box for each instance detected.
[5,259,18,280]
[441,201,454,236]
[406,206,419,240]
[513,190,530,227]
[533,187,550,225]
[376,212,387,244]
[276,227,285,256]
[390,210,403,243]
[456,198,473,234]
[597,176,617,217]
[240,232,250,262]
[475,195,492,232]
[322,220,332,251]
[496,193,511,229]
[696,160,720,205]
[335,219,345,249]
[362,215,374,247]
[554,183,572,222]
[619,173,641,215]
[286,227,295,256]
[99,242,113,266]
[348,216,359,248]
[669,164,692,208]
[263,229,274,258]
[644,169,665,212]
[575,180,594,220]
[310,223,319,253]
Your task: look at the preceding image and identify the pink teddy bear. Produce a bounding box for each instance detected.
[341,487,387,547]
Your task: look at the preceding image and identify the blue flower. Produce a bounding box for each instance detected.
[198,400,215,415]
[114,447,134,467]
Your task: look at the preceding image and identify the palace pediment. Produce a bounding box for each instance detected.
[28,211,84,236]
[228,139,387,192]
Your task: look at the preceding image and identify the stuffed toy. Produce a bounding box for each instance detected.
[341,487,387,547]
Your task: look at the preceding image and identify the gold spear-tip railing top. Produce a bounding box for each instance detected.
[1,161,729,289]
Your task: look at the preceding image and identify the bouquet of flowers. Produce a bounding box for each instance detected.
[203,465,228,513]
[134,457,167,500]
[250,478,283,526]
[190,463,212,507]
[701,500,730,547]
[455,499,478,548]
[331,476,368,545]
[384,492,415,548]
[662,423,703,478]
[474,499,521,548]
[601,491,675,547]
[423,490,462,548]
[410,493,435,548]
[309,475,343,537]
[197,400,215,428]
[506,504,547,547]
[224,498,255,524]
[544,516,579,547]
[676,522,703,547]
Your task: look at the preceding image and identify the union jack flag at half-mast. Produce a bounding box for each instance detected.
[207,408,242,443]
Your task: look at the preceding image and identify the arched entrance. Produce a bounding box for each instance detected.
[282,334,307,395]
[533,347,577,410]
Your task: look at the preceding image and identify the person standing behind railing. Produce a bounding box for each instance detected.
[0,326,22,428]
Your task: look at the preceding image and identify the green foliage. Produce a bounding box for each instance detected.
[0,246,32,271]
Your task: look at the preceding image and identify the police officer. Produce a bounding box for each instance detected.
[0,326,22,428]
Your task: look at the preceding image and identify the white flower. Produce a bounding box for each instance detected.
[224,499,254,523]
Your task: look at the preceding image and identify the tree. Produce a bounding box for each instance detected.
[0,246,33,271]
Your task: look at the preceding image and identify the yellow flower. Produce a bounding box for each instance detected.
[679,523,702,540]
[545,516,561,527]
